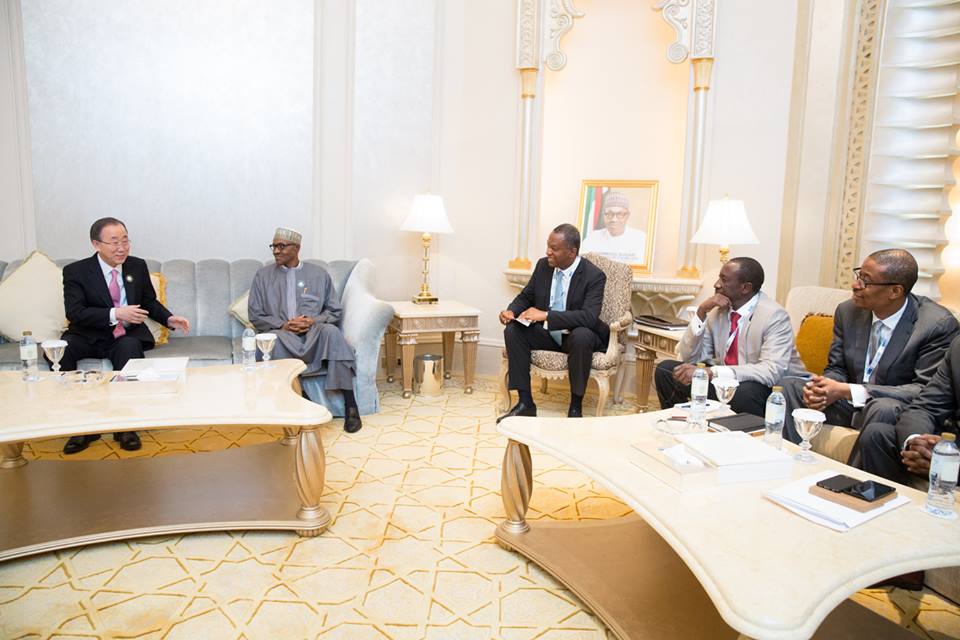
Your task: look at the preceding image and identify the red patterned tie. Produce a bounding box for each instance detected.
[109,269,126,338]
[724,311,740,365]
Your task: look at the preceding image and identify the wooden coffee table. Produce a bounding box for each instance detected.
[496,410,960,639]
[0,360,332,562]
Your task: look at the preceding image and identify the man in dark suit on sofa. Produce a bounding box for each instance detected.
[59,217,191,454]
[498,223,607,421]
[781,249,958,453]
[857,335,960,485]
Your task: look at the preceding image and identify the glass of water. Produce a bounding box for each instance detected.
[792,408,825,463]
[711,378,739,413]
[255,333,277,368]
[41,339,68,374]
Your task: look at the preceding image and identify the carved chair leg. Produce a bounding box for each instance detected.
[539,377,548,394]
[595,376,610,417]
[612,364,626,405]
[498,357,511,412]
[499,439,533,535]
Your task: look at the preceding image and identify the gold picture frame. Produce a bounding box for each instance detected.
[577,179,658,275]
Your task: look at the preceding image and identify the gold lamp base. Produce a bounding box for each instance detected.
[412,232,440,305]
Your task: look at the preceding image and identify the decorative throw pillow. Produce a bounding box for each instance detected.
[229,289,253,329]
[0,251,68,342]
[144,272,169,345]
[795,313,834,376]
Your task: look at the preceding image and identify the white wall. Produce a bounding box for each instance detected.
[20,0,314,260]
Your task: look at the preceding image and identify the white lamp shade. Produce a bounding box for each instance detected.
[401,194,454,234]
[690,198,759,246]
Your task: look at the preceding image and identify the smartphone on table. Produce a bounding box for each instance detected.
[815,474,860,493]
[841,480,896,502]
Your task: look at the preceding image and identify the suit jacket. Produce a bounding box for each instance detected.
[508,257,609,345]
[824,295,959,404]
[893,335,960,447]
[62,254,172,346]
[678,291,805,387]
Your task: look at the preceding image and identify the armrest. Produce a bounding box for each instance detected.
[604,312,634,359]
[340,259,394,370]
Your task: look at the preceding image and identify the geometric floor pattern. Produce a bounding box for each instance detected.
[1,376,958,639]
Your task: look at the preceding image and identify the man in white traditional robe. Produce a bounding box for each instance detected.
[580,190,646,264]
[248,227,362,433]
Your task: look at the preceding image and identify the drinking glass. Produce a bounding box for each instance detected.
[711,378,739,413]
[255,333,277,368]
[792,408,825,463]
[41,339,67,374]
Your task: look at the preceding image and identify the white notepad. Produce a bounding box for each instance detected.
[676,431,792,466]
[764,471,910,532]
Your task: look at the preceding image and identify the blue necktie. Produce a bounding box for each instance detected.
[550,270,564,345]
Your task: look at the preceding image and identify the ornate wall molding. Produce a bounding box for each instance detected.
[515,0,540,69]
[835,0,883,288]
[654,0,715,64]
[543,0,584,71]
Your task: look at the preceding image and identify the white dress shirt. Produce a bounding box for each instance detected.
[97,255,127,326]
[849,299,909,407]
[545,255,581,331]
[687,293,760,380]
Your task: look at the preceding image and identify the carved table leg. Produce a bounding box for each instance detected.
[635,347,656,413]
[0,443,27,469]
[384,328,398,383]
[499,439,533,535]
[281,427,300,446]
[461,330,479,394]
[398,333,417,398]
[442,332,455,379]
[294,425,330,537]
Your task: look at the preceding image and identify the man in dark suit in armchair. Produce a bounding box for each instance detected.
[498,223,608,421]
[58,217,191,454]
[781,249,958,453]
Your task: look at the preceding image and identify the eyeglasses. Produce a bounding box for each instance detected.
[96,238,130,248]
[603,210,630,219]
[268,243,299,251]
[852,268,898,288]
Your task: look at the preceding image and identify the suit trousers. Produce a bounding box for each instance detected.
[504,321,601,396]
[780,377,905,450]
[850,422,910,484]
[654,359,771,417]
[59,332,145,372]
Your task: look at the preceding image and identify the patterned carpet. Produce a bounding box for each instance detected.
[0,377,958,639]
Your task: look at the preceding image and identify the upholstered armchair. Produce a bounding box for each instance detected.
[498,253,634,416]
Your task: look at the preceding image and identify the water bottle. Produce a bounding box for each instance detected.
[687,363,709,431]
[764,385,786,449]
[20,331,39,382]
[241,327,257,371]
[925,433,959,519]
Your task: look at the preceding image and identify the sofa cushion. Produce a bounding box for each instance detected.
[229,290,253,329]
[0,251,67,342]
[810,424,859,465]
[147,336,233,364]
[796,313,834,375]
[144,272,170,346]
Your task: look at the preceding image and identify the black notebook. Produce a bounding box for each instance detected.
[634,314,687,329]
[709,413,767,433]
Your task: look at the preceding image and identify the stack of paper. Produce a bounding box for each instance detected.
[764,471,910,531]
[674,431,793,483]
[111,357,189,395]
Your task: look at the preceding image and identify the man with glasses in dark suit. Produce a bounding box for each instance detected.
[780,249,958,464]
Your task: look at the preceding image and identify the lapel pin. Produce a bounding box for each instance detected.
[125,275,133,283]
[297,281,305,289]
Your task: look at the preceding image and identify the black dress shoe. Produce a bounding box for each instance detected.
[113,431,141,451]
[344,407,363,433]
[496,402,537,424]
[63,434,101,455]
[567,407,583,418]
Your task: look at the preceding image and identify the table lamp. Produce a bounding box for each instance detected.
[690,197,759,263]
[401,193,453,304]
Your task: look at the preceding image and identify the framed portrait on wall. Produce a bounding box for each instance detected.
[577,179,659,275]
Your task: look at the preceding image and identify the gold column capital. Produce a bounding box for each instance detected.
[691,57,714,92]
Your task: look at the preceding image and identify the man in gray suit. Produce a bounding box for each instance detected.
[655,257,806,416]
[781,249,958,449]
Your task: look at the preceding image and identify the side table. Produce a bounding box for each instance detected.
[385,301,482,398]
[633,324,686,411]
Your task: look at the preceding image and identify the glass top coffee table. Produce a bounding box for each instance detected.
[0,360,332,562]
[496,410,960,640]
